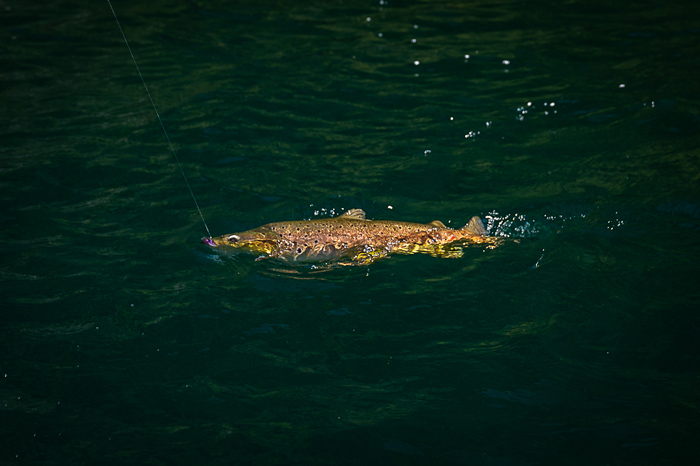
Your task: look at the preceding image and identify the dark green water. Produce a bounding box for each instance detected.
[2,0,700,464]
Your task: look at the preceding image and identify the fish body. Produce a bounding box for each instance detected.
[203,209,491,263]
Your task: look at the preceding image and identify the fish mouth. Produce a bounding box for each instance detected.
[202,230,279,256]
[202,234,243,248]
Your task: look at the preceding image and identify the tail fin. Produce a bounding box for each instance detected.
[462,216,487,236]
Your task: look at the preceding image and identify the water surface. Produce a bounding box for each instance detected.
[2,0,700,464]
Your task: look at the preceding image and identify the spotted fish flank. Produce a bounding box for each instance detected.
[202,209,493,264]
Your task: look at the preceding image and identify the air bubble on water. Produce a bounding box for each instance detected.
[606,215,625,230]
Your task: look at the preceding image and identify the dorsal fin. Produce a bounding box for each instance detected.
[339,209,366,220]
[429,220,446,228]
[462,216,486,236]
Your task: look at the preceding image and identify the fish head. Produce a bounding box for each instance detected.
[202,227,279,257]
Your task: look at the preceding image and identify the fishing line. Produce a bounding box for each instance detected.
[107,0,212,239]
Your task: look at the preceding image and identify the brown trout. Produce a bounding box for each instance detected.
[202,209,493,264]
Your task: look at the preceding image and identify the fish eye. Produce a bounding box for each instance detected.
[226,235,240,242]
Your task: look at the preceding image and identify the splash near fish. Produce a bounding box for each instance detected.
[203,209,495,264]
